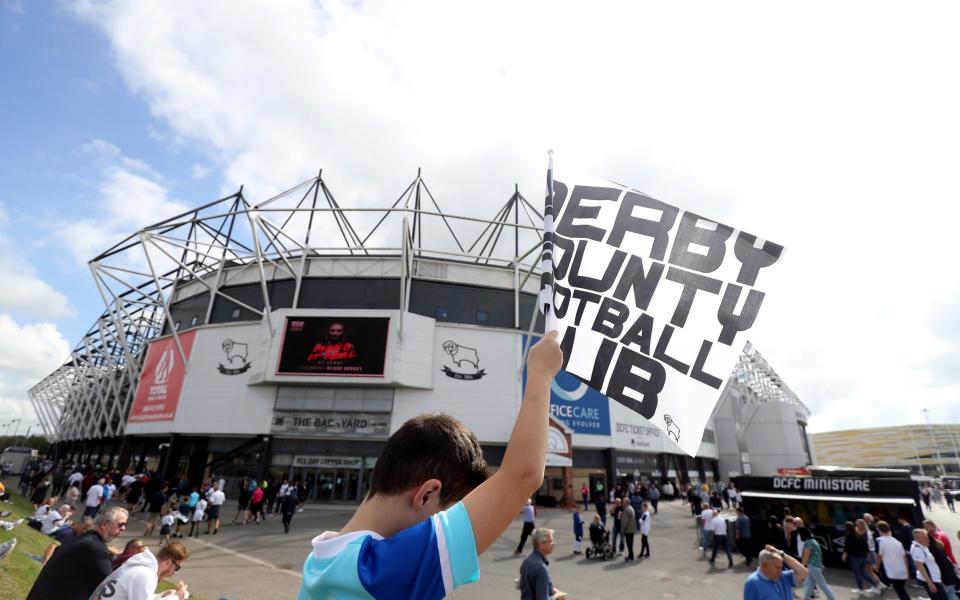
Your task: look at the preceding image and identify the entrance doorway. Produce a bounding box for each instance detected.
[291,466,365,502]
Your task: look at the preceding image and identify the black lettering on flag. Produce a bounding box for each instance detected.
[668,212,733,274]
[665,267,722,328]
[621,312,654,355]
[591,297,630,338]
[733,232,784,286]
[553,284,572,318]
[612,255,664,312]
[571,289,602,326]
[606,191,679,261]
[556,185,621,241]
[717,284,765,345]
[691,340,723,389]
[591,337,618,390]
[652,324,689,375]
[606,347,664,419]
[569,240,626,293]
[552,181,569,215]
[560,325,577,371]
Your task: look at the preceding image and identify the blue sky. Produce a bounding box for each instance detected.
[2,1,960,436]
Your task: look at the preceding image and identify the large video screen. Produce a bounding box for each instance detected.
[277,316,390,377]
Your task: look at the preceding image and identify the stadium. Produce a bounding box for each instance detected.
[27,172,811,503]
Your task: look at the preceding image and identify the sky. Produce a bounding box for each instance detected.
[1,0,959,437]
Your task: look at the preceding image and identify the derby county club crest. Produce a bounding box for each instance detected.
[217,339,252,375]
[664,414,680,443]
[441,340,486,380]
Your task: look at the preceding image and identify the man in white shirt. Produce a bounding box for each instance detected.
[709,509,733,568]
[699,503,713,554]
[84,478,105,519]
[90,541,189,600]
[67,470,83,488]
[205,485,226,535]
[876,521,910,600]
[911,529,947,600]
[41,504,72,535]
[638,502,652,557]
[278,480,290,499]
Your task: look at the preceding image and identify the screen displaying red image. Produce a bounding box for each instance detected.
[276,317,389,377]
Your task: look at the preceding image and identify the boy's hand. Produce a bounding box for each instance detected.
[528,331,562,379]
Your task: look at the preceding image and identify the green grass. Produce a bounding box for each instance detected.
[0,489,51,600]
[0,490,202,600]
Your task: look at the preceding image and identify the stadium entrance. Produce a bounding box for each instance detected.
[290,455,369,502]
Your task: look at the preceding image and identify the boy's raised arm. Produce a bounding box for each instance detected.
[462,331,562,554]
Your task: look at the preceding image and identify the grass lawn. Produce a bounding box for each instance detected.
[0,489,201,600]
[0,489,51,600]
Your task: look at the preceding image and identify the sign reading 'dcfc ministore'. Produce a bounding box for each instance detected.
[271,411,391,438]
[276,317,390,377]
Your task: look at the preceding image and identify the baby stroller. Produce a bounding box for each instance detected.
[585,522,614,560]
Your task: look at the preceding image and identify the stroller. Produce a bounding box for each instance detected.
[585,521,614,560]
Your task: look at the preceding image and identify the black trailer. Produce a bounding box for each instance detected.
[735,473,923,566]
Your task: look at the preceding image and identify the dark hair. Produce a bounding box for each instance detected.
[798,527,812,542]
[367,413,488,505]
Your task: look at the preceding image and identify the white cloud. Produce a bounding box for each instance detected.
[70,0,960,432]
[61,139,189,264]
[0,314,71,434]
[191,163,211,179]
[0,203,73,319]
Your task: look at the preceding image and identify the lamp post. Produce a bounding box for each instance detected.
[922,409,945,477]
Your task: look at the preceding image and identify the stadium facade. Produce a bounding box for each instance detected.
[29,172,813,503]
[813,424,960,477]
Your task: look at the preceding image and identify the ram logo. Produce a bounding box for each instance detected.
[218,338,252,375]
[664,414,681,443]
[441,340,486,380]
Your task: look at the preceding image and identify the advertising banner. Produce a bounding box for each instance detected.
[523,335,611,436]
[271,411,391,438]
[543,176,784,455]
[277,316,389,377]
[129,331,197,423]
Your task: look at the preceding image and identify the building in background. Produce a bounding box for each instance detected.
[28,173,810,503]
[713,343,814,479]
[813,424,960,477]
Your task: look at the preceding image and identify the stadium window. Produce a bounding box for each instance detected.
[475,310,489,324]
[190,315,199,327]
[231,308,241,320]
[436,307,449,320]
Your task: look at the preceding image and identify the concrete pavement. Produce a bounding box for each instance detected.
[114,498,960,599]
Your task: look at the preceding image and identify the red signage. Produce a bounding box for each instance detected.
[777,467,811,477]
[129,331,197,423]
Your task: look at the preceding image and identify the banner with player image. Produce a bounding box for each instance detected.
[545,176,784,455]
[276,316,390,377]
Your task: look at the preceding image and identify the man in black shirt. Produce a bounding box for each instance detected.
[26,505,129,600]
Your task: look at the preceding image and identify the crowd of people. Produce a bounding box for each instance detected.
[0,454,312,599]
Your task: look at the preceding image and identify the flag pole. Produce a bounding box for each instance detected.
[540,150,558,333]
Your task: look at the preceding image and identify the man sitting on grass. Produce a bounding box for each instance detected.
[298,331,563,600]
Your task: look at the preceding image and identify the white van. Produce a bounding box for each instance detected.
[1,446,38,475]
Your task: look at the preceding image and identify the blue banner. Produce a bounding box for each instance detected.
[522,335,611,435]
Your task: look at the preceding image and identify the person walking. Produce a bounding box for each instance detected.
[700,502,714,554]
[515,498,536,555]
[735,507,753,566]
[205,484,225,535]
[927,533,958,600]
[912,529,948,600]
[518,528,566,600]
[611,497,625,555]
[580,483,589,511]
[877,520,911,600]
[710,509,734,569]
[621,498,637,562]
[843,520,880,595]
[638,501,652,558]
[280,486,298,534]
[799,527,835,600]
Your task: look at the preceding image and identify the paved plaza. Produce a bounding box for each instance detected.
[110,498,960,599]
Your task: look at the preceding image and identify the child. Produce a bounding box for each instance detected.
[159,507,175,546]
[297,331,562,599]
[189,496,207,538]
[572,507,584,554]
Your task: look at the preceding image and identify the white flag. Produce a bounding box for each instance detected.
[549,175,784,455]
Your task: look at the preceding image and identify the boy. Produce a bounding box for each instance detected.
[297,331,562,599]
[159,507,175,546]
